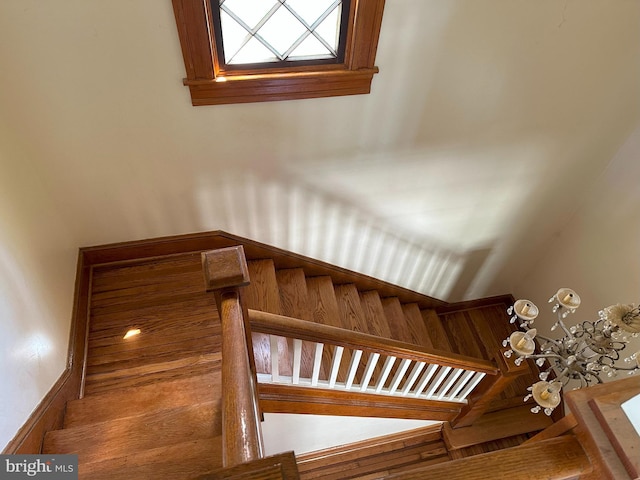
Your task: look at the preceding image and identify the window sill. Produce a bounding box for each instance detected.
[183,67,378,105]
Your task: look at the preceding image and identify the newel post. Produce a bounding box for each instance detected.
[202,246,264,467]
[451,347,530,428]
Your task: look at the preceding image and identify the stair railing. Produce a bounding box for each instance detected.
[249,310,501,406]
[202,246,264,468]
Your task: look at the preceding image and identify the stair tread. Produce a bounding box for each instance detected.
[359,291,392,339]
[246,259,292,376]
[80,436,222,480]
[442,405,553,450]
[440,311,486,359]
[83,352,221,395]
[65,371,220,427]
[276,268,321,379]
[245,259,283,314]
[420,309,452,352]
[307,276,346,381]
[44,401,222,463]
[401,303,433,347]
[381,297,414,344]
[335,284,369,333]
[306,276,341,327]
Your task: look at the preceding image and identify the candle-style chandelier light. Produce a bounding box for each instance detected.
[503,289,640,415]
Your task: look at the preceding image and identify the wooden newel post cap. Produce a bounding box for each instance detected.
[202,246,251,291]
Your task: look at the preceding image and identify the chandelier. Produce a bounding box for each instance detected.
[503,288,640,415]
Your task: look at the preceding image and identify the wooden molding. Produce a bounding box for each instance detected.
[171,0,385,105]
[3,251,91,453]
[79,230,447,309]
[258,383,462,421]
[435,294,515,315]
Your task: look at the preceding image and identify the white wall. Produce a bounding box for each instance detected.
[262,414,438,456]
[0,120,78,451]
[514,124,640,371]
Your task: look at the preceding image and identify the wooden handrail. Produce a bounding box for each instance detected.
[248,309,499,375]
[202,246,264,468]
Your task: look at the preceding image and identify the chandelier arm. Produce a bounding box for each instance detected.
[611,365,640,372]
[535,334,561,347]
[555,316,574,339]
[527,353,566,361]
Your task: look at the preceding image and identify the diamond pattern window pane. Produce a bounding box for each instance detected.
[258,7,306,55]
[218,0,344,65]
[220,10,251,62]
[221,0,277,29]
[285,0,336,25]
[289,35,332,60]
[231,36,277,64]
[314,7,341,50]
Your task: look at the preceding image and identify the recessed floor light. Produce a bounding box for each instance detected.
[123,328,141,339]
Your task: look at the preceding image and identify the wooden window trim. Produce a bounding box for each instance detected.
[172,0,385,105]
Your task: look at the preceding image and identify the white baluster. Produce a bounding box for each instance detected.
[402,362,426,396]
[424,366,452,398]
[375,356,397,393]
[311,343,324,387]
[345,350,363,390]
[414,364,438,396]
[388,359,412,395]
[360,352,380,392]
[457,372,486,401]
[445,370,475,401]
[328,346,344,388]
[437,368,464,399]
[292,338,302,385]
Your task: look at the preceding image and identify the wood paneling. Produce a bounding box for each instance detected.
[384,436,591,480]
[443,405,553,450]
[258,383,462,421]
[296,425,448,480]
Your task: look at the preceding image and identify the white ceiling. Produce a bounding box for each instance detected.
[1,0,639,300]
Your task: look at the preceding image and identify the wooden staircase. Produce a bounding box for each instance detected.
[242,258,539,420]
[37,234,553,479]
